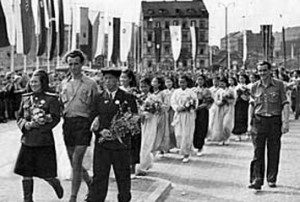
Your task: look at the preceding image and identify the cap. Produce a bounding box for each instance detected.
[101,67,122,78]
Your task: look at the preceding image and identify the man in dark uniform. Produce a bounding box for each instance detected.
[248,61,289,190]
[85,68,138,202]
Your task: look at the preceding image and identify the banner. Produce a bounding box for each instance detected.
[15,0,24,54]
[169,25,182,62]
[261,24,273,61]
[243,30,247,63]
[91,12,100,59]
[94,12,105,58]
[120,21,132,62]
[70,5,80,50]
[107,16,113,63]
[47,0,56,60]
[291,43,295,60]
[0,1,10,47]
[1,0,16,46]
[111,17,120,65]
[79,7,89,46]
[57,0,64,56]
[20,0,35,55]
[36,0,47,56]
[154,27,162,63]
[190,26,196,60]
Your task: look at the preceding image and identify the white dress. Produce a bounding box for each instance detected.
[170,88,198,156]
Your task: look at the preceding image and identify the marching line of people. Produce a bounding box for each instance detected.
[10,49,299,202]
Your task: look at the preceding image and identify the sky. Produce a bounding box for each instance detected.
[2,0,300,46]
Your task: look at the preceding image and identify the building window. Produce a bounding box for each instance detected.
[165,21,170,29]
[156,22,161,28]
[199,31,205,42]
[147,60,152,68]
[147,31,153,41]
[198,45,206,55]
[164,45,170,54]
[164,31,170,41]
[191,20,196,27]
[182,21,188,29]
[199,20,207,29]
[147,9,154,15]
[182,31,189,42]
[173,20,179,26]
[200,59,205,66]
[147,21,153,29]
[147,47,152,55]
[175,9,181,14]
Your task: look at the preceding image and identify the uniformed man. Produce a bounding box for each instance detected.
[60,50,98,202]
[85,68,138,202]
[248,61,289,190]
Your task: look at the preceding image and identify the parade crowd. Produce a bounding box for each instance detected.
[3,49,300,201]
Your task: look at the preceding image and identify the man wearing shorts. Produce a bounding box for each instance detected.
[60,50,98,202]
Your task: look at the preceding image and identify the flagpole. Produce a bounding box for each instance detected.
[10,46,15,72]
[24,55,27,73]
[174,60,177,72]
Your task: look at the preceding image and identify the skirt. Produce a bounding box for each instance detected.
[14,144,57,178]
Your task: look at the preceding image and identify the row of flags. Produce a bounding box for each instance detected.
[0,0,137,67]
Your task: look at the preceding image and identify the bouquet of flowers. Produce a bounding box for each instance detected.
[98,102,141,145]
[182,96,197,112]
[236,86,250,97]
[29,96,52,125]
[222,90,235,105]
[140,96,162,114]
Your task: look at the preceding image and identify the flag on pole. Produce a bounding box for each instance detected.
[190,26,197,61]
[169,25,182,62]
[91,12,100,59]
[15,0,24,54]
[261,24,273,62]
[243,30,247,63]
[57,0,64,56]
[36,0,47,56]
[120,21,132,63]
[20,0,35,55]
[70,5,80,50]
[79,7,92,61]
[111,17,121,66]
[1,0,16,46]
[154,27,162,63]
[107,16,113,64]
[94,12,105,58]
[47,0,56,60]
[0,1,10,47]
[291,43,295,60]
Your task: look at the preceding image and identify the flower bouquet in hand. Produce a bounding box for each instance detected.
[98,102,141,145]
[29,96,52,126]
[236,86,250,101]
[140,96,162,114]
[221,90,235,105]
[181,96,197,112]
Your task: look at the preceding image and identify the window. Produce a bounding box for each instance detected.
[164,31,170,41]
[147,21,153,29]
[182,31,189,42]
[199,31,205,42]
[147,47,152,55]
[147,32,153,41]
[156,22,161,28]
[199,20,207,29]
[200,59,205,66]
[147,60,152,68]
[175,9,181,14]
[191,20,196,27]
[198,45,206,55]
[173,20,179,26]
[165,21,170,29]
[182,21,188,29]
[147,9,154,15]
[164,45,170,54]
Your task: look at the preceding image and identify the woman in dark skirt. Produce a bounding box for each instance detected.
[119,69,141,174]
[14,70,63,202]
[193,75,213,156]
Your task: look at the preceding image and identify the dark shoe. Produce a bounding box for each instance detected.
[45,178,64,199]
[248,183,262,190]
[268,182,276,188]
[22,179,34,202]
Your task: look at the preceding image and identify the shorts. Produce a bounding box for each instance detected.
[63,117,92,146]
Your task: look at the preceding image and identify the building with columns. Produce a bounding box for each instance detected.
[140,0,209,71]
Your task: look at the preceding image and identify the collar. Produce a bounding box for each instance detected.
[107,89,118,99]
[258,77,276,87]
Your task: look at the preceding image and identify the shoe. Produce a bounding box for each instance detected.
[45,178,64,199]
[196,151,204,157]
[268,182,276,188]
[248,183,262,190]
[182,157,190,163]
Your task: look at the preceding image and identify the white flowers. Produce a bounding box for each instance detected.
[115,100,120,105]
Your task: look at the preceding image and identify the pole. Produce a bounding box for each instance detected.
[225,7,230,69]
[23,55,27,73]
[282,26,287,68]
[209,45,212,67]
[133,25,137,72]
[10,46,15,72]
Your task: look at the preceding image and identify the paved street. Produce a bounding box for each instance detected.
[1,119,300,202]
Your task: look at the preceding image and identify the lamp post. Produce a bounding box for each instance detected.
[219,2,235,69]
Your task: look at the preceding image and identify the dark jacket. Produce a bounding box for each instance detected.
[17,92,60,146]
[94,88,138,150]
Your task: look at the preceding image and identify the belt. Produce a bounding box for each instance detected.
[256,113,281,118]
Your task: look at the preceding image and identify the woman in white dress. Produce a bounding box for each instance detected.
[207,77,235,145]
[171,75,198,163]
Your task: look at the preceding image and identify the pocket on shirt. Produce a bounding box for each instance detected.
[79,89,91,105]
[268,92,279,103]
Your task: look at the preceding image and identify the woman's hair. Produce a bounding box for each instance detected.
[152,76,166,91]
[179,75,194,88]
[219,77,229,87]
[139,77,153,93]
[228,76,237,86]
[196,74,207,87]
[238,73,250,84]
[27,69,50,92]
[122,69,137,87]
[164,75,178,88]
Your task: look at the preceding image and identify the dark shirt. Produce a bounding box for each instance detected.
[250,78,288,117]
[17,92,60,146]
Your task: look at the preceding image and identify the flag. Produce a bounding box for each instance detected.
[107,16,113,64]
[1,0,16,46]
[57,0,64,56]
[154,27,162,63]
[291,43,295,59]
[243,30,247,63]
[80,20,92,61]
[0,1,10,47]
[79,7,92,61]
[169,25,182,62]
[70,5,80,50]
[91,12,100,59]
[36,0,47,56]
[120,21,132,63]
[190,26,196,61]
[15,0,24,54]
[111,17,121,65]
[47,0,56,60]
[261,24,273,62]
[94,12,105,58]
[20,0,35,55]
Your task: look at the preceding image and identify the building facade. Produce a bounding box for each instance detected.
[140,0,209,71]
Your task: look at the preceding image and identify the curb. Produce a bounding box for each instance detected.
[134,176,172,202]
